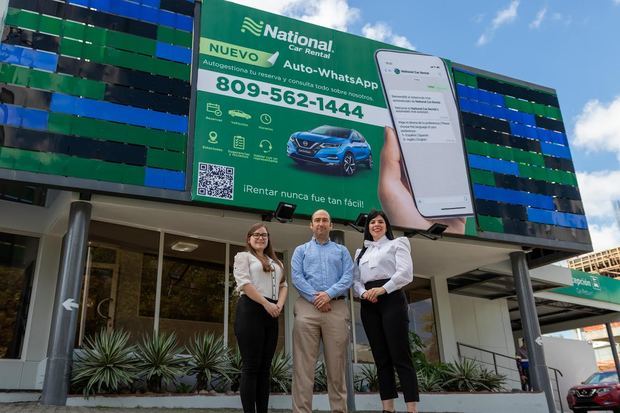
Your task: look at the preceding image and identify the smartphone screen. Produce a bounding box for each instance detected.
[375,50,474,218]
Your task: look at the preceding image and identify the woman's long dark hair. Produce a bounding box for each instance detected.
[246,223,283,272]
[356,209,394,264]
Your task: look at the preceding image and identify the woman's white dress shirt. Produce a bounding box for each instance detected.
[353,236,413,297]
[233,251,287,300]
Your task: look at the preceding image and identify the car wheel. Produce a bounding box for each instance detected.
[366,154,373,169]
[341,152,356,176]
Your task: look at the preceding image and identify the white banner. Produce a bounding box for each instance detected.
[197,69,391,127]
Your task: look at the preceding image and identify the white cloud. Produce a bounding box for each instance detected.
[362,22,415,50]
[588,222,620,252]
[477,0,520,46]
[574,96,620,160]
[551,12,572,25]
[576,170,620,220]
[529,7,547,29]
[615,0,620,5]
[227,0,360,31]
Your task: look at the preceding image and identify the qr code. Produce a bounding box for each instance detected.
[197,162,234,200]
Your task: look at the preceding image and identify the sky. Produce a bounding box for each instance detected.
[229,0,620,253]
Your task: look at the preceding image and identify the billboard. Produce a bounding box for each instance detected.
[192,0,590,249]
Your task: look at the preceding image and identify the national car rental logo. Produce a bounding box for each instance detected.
[241,17,264,36]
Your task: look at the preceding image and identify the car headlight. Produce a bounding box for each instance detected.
[597,387,611,394]
[320,143,340,148]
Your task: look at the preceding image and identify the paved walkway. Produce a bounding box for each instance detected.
[0,405,250,413]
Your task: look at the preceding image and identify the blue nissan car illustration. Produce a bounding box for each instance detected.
[286,125,372,176]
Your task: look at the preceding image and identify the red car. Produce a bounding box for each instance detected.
[567,370,620,413]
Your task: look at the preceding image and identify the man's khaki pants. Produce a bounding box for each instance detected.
[292,297,350,413]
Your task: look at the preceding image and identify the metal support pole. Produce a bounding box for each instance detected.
[605,323,620,379]
[41,201,92,406]
[331,229,356,412]
[510,251,556,413]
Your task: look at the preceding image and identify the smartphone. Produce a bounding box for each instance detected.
[375,49,474,219]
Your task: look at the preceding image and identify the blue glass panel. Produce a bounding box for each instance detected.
[155,42,191,64]
[527,208,588,229]
[473,184,555,210]
[50,93,188,133]
[467,154,520,176]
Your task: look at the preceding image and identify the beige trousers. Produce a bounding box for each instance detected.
[292,297,350,413]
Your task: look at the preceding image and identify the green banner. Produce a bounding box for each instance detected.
[191,0,476,236]
[200,38,278,68]
[551,270,620,305]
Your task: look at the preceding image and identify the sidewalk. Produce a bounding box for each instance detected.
[0,405,250,413]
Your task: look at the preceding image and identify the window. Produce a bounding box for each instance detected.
[353,277,439,363]
[0,232,38,359]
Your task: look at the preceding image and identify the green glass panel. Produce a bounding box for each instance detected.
[82,25,107,44]
[59,38,83,57]
[94,162,145,186]
[157,25,192,48]
[504,96,533,114]
[477,215,504,233]
[48,113,187,152]
[146,149,186,171]
[518,165,577,186]
[39,14,62,35]
[5,8,39,29]
[454,70,477,88]
[61,19,86,40]
[469,168,495,186]
[465,139,544,166]
[0,64,18,84]
[107,30,156,56]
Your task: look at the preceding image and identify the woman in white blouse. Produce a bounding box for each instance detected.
[353,210,419,413]
[233,223,287,413]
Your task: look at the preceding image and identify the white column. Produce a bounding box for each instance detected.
[431,276,459,363]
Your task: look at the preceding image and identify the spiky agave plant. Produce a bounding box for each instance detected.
[135,332,188,393]
[228,346,242,392]
[270,350,292,393]
[72,329,138,397]
[185,332,232,392]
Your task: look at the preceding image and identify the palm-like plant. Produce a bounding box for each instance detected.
[71,329,138,397]
[228,346,242,392]
[355,363,380,392]
[476,367,506,392]
[136,332,188,393]
[186,332,232,392]
[314,361,328,392]
[270,350,292,393]
[443,358,486,392]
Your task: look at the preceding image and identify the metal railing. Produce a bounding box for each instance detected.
[457,342,564,413]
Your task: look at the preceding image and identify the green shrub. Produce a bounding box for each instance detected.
[71,329,138,397]
[314,361,328,392]
[186,332,232,392]
[270,350,292,393]
[136,332,188,393]
[228,346,242,392]
[355,363,379,392]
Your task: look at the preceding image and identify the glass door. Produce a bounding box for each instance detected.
[76,244,119,346]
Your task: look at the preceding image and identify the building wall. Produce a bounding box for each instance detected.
[450,293,520,388]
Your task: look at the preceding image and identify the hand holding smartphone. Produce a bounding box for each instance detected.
[375,50,474,219]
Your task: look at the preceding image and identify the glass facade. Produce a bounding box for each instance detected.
[0,232,39,359]
[353,277,439,363]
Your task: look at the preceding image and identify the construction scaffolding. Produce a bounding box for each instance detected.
[568,247,620,279]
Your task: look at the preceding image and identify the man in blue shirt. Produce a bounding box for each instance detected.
[291,209,353,413]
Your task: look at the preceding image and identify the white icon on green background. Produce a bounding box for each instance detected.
[229,109,252,120]
[259,139,272,153]
[233,135,246,150]
[206,103,222,117]
[208,131,218,144]
[260,113,272,125]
